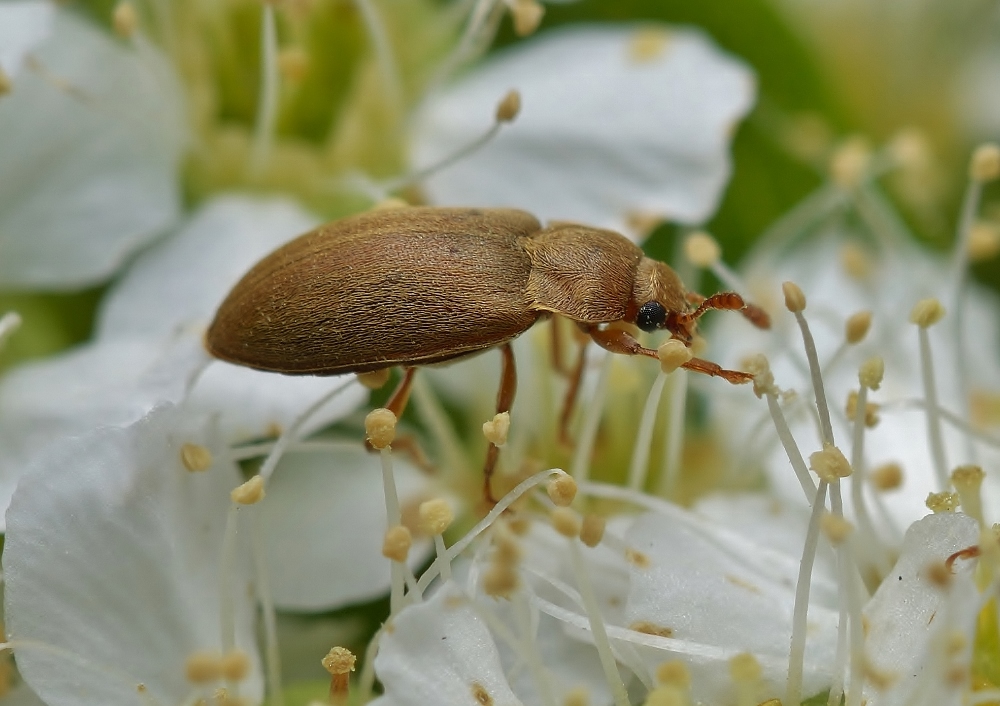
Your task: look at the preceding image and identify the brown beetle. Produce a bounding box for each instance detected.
[207,206,768,500]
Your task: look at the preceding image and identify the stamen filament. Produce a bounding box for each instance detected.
[571,353,614,484]
[657,370,688,498]
[765,390,818,501]
[792,308,835,444]
[259,379,357,482]
[849,384,889,575]
[0,311,22,351]
[917,325,950,488]
[785,480,828,706]
[416,469,566,592]
[219,503,240,655]
[412,376,470,484]
[628,371,667,491]
[378,446,405,614]
[566,539,630,706]
[248,3,279,177]
[252,512,284,706]
[353,0,404,115]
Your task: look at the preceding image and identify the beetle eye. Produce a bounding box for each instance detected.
[636,301,667,332]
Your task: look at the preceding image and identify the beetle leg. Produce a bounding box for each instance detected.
[687,290,771,329]
[681,356,753,384]
[558,336,589,446]
[484,343,517,504]
[385,367,418,418]
[586,324,659,359]
[549,316,573,376]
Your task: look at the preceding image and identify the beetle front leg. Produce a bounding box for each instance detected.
[584,324,659,360]
[483,343,517,504]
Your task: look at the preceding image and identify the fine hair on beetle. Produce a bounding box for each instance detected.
[206,206,769,502]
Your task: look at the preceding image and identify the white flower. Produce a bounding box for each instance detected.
[412,24,754,234]
[0,1,53,79]
[0,5,186,288]
[3,404,263,706]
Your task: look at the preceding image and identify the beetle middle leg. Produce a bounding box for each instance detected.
[364,368,435,474]
[483,342,517,504]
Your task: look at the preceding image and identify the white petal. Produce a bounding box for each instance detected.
[412,25,754,233]
[0,335,207,531]
[624,511,838,703]
[189,362,367,443]
[260,446,433,610]
[372,584,524,706]
[0,0,53,77]
[3,405,262,706]
[863,512,981,706]
[98,194,320,338]
[0,10,185,288]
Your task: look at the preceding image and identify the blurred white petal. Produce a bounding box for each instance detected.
[0,0,53,78]
[863,512,981,706]
[3,405,262,706]
[98,194,320,339]
[0,335,206,531]
[412,24,754,233]
[0,10,185,288]
[260,446,433,610]
[371,584,524,706]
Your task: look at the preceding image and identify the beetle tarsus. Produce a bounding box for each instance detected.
[741,302,771,329]
[682,356,753,384]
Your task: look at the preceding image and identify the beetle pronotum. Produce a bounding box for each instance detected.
[207,206,768,501]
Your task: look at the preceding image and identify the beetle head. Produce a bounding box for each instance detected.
[631,258,694,342]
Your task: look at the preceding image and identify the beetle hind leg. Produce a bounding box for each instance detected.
[483,343,517,505]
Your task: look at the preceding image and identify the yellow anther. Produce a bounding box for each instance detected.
[181,443,213,472]
[322,646,355,705]
[230,475,265,505]
[820,513,854,544]
[859,356,884,390]
[684,231,721,267]
[418,498,454,535]
[365,408,397,449]
[563,687,590,706]
[482,412,511,447]
[277,47,309,82]
[655,660,691,688]
[870,462,904,491]
[951,465,985,523]
[643,684,687,706]
[547,475,577,507]
[112,2,138,37]
[809,443,852,482]
[846,390,880,427]
[382,525,412,562]
[185,650,222,684]
[483,562,520,598]
[495,89,521,123]
[510,0,544,36]
[580,513,606,548]
[0,68,11,96]
[925,491,959,513]
[628,27,672,63]
[357,369,391,389]
[845,310,873,345]
[840,241,872,280]
[829,136,871,189]
[910,298,945,327]
[970,143,1000,182]
[968,222,1000,262]
[220,650,250,682]
[781,281,806,313]
[371,198,410,211]
[322,646,356,676]
[657,340,693,374]
[889,128,930,170]
[551,507,581,538]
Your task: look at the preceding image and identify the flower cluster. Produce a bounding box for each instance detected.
[0,2,998,706]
